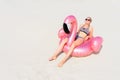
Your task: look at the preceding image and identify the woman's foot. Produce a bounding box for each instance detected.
[58,62,63,67]
[49,56,57,61]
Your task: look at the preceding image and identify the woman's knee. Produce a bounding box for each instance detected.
[62,38,68,44]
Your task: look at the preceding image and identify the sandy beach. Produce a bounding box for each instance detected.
[0,0,120,80]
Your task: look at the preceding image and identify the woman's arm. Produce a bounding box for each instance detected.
[88,27,93,38]
[84,27,93,40]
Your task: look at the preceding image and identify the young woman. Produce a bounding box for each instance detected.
[49,17,93,67]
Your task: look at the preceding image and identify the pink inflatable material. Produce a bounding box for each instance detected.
[58,15,103,57]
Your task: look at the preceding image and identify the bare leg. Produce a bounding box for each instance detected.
[58,38,84,67]
[49,38,68,61]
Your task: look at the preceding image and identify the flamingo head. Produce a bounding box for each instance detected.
[63,15,77,34]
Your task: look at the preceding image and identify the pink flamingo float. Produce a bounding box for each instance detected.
[58,15,103,57]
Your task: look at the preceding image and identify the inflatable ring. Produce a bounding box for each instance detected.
[58,15,103,57]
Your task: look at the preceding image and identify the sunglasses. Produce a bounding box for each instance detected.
[85,18,91,21]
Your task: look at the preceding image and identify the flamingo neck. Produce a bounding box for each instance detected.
[67,22,77,46]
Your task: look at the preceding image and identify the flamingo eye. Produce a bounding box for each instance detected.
[63,23,70,34]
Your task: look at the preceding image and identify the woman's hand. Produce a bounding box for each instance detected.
[84,36,89,41]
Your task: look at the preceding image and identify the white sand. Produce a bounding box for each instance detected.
[0,0,120,80]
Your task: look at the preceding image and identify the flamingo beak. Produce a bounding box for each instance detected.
[63,23,71,34]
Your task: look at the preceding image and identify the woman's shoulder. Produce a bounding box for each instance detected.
[79,24,84,28]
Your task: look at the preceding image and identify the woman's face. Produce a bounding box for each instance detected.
[85,17,92,24]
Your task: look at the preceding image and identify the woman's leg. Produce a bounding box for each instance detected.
[49,38,68,61]
[58,38,84,67]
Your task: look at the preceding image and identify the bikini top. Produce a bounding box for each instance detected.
[79,26,90,35]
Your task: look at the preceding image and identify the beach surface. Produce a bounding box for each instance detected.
[0,0,120,80]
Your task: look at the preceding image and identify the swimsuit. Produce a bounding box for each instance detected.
[75,27,90,40]
[80,27,90,35]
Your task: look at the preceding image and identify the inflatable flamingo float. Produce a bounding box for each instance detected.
[58,15,103,57]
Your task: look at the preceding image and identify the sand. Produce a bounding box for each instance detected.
[0,0,120,80]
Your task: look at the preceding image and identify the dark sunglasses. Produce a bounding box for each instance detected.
[85,18,91,21]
